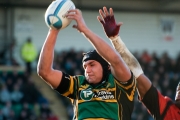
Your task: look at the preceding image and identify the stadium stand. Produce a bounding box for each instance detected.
[0,66,61,120]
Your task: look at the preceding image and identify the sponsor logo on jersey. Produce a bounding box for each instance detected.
[94,90,115,100]
[80,88,115,101]
[80,88,94,101]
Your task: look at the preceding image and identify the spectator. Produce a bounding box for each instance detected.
[0,109,6,120]
[0,84,11,104]
[6,110,17,120]
[1,101,12,118]
[21,37,37,75]
[21,77,40,104]
[11,84,24,104]
[47,111,58,120]
[40,103,51,117]
[0,71,53,120]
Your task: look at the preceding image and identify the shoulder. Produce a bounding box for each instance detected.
[74,75,86,84]
[112,72,136,87]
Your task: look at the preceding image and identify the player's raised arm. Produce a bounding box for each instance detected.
[37,0,75,89]
[37,29,63,89]
[66,9,131,82]
[97,6,151,98]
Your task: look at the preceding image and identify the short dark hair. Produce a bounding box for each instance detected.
[82,50,109,67]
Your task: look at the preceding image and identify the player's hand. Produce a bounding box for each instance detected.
[97,7,123,38]
[66,9,87,33]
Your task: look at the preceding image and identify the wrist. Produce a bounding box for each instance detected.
[81,27,90,34]
[49,28,59,34]
[110,35,125,54]
[109,35,119,41]
[47,29,59,38]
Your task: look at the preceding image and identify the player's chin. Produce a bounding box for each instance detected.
[86,77,94,84]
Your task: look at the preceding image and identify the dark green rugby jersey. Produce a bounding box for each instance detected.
[55,73,136,120]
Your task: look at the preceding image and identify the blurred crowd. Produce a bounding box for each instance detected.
[1,47,180,120]
[0,71,58,120]
[53,48,180,120]
[131,50,180,120]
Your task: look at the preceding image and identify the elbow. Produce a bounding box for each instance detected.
[37,64,50,79]
[122,69,132,82]
[37,67,45,78]
[37,68,44,78]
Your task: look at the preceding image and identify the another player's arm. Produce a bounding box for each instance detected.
[66,9,131,82]
[111,36,151,98]
[97,7,151,98]
[37,29,63,89]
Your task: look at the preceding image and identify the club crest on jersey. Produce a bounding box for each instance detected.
[80,88,94,101]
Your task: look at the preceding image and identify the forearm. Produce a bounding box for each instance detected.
[110,36,153,98]
[82,28,131,81]
[37,29,59,74]
[110,36,143,78]
[82,28,122,65]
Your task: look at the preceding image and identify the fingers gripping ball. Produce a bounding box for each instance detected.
[45,0,75,30]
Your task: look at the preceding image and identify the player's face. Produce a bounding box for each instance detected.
[83,60,103,84]
[175,84,180,108]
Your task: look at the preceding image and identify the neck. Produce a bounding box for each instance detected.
[175,100,180,109]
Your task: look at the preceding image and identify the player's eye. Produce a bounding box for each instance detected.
[90,64,94,67]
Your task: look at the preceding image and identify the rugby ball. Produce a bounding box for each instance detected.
[45,0,75,30]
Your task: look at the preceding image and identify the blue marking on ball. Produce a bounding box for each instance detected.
[54,0,67,16]
[47,14,53,26]
[45,0,74,29]
[53,15,62,29]
[47,14,63,29]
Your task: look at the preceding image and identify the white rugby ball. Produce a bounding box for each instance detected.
[45,0,75,30]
